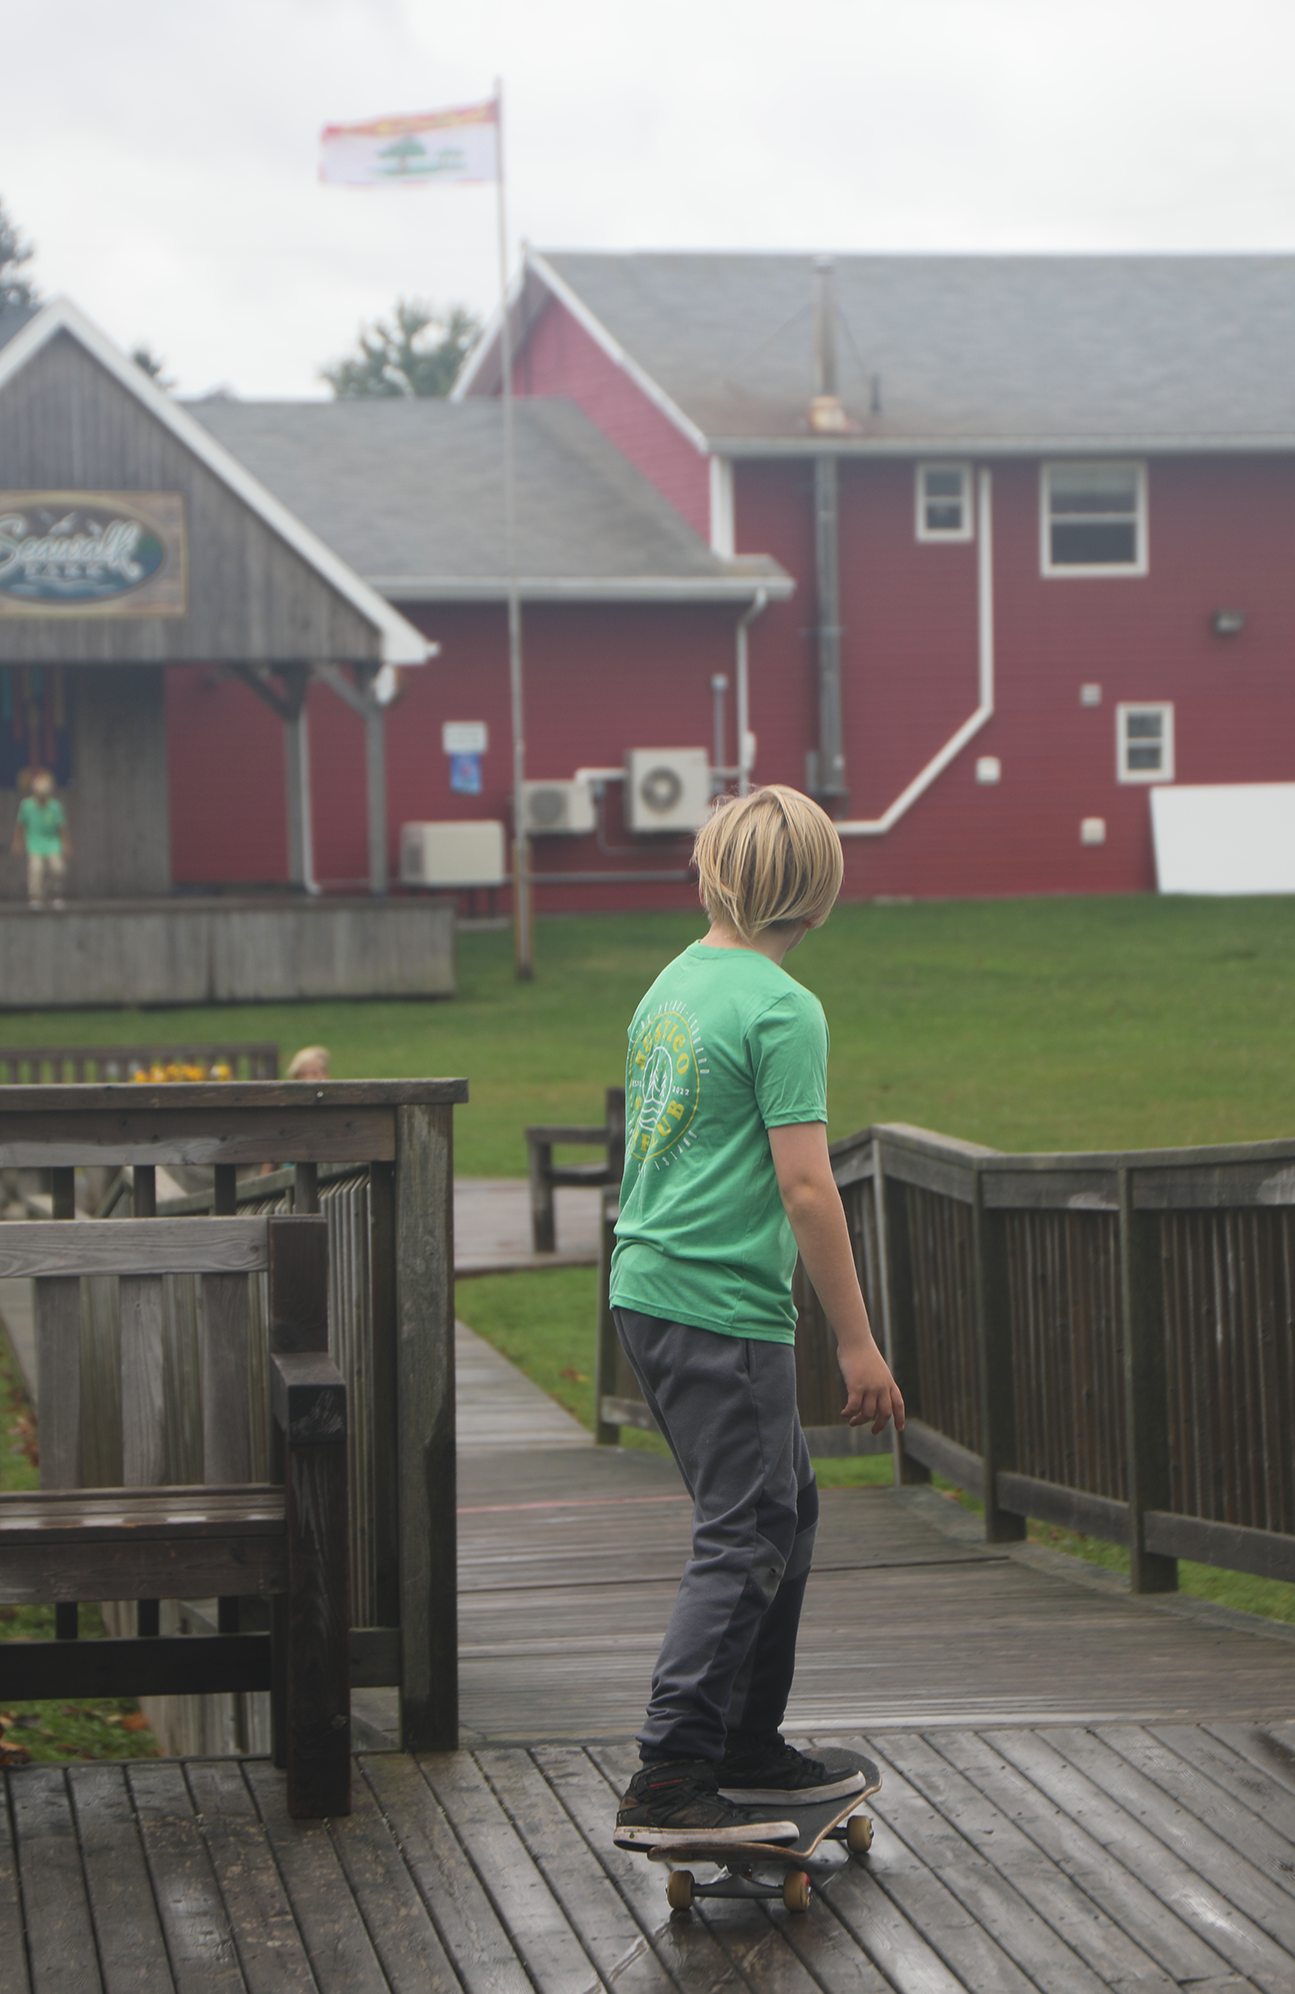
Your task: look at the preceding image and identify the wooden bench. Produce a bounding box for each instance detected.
[0,1210,350,1818]
[0,1041,279,1082]
[525,1086,625,1253]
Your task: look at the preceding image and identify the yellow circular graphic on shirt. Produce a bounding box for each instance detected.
[629,1012,699,1164]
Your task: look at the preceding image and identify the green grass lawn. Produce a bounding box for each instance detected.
[10,892,1295,1173]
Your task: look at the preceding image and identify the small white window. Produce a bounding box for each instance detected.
[916,463,973,541]
[1117,702,1174,783]
[1042,461,1147,576]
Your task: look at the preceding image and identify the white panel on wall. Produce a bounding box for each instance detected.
[1152,783,1295,894]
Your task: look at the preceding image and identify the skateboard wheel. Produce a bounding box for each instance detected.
[783,1870,812,1913]
[666,1870,695,1911]
[846,1813,874,1855]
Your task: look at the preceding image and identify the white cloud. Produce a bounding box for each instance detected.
[2,0,1293,395]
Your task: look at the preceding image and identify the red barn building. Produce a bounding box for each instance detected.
[9,258,1295,916]
[460,251,1295,900]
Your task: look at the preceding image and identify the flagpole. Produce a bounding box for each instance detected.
[494,78,532,980]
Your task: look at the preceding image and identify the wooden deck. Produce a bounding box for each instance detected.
[8,1716,1295,1990]
[6,1324,1295,1987]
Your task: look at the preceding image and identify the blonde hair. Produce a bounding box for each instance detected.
[693,786,844,938]
[287,1045,331,1080]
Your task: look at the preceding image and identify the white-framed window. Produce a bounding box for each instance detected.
[1117,702,1174,783]
[916,462,973,541]
[1042,461,1147,576]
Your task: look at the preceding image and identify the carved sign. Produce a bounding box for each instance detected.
[0,492,186,617]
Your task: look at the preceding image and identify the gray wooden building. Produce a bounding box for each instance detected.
[0,300,452,1005]
[0,296,430,900]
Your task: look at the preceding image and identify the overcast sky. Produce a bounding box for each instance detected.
[3,0,1294,398]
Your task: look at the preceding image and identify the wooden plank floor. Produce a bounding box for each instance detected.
[6,1720,1295,1990]
[7,1317,1295,1985]
[455,1179,601,1275]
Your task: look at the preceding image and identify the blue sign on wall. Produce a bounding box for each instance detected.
[450,751,482,795]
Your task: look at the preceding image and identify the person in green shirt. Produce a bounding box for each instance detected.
[612,785,904,1851]
[12,770,70,909]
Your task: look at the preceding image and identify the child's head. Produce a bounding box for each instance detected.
[693,785,844,940]
[287,1045,331,1082]
[30,770,53,800]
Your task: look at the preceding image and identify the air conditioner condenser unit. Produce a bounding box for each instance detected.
[399,821,506,887]
[519,780,595,835]
[625,748,712,833]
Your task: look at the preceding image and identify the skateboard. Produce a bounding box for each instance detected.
[636,1747,881,1914]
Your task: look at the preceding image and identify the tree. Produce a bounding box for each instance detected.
[321,298,481,399]
[131,344,174,390]
[0,197,38,312]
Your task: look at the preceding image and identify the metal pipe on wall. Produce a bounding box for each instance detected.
[810,258,847,812]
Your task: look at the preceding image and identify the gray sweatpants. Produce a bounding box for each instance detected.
[614,1307,818,1765]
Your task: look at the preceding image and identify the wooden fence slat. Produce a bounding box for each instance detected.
[120,1274,167,1488]
[203,1273,252,1485]
[35,1276,81,1491]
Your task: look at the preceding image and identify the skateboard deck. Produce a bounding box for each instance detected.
[636,1747,881,1913]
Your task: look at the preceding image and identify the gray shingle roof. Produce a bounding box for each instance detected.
[507,252,1295,452]
[188,395,788,600]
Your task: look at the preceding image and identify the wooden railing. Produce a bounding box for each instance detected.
[598,1118,1295,1594]
[0,1080,465,1749]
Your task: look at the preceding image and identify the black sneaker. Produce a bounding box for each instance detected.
[614,1758,798,1849]
[717,1736,866,1806]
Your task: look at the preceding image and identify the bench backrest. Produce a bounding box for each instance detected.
[0,1213,325,1495]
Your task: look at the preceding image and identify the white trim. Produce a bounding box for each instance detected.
[1041,460,1148,578]
[456,249,711,457]
[0,298,432,665]
[836,467,995,837]
[1117,701,1175,784]
[709,456,735,557]
[915,462,973,542]
[718,433,1295,457]
[371,571,795,605]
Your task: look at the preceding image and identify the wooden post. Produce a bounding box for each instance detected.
[973,1171,1025,1543]
[42,1168,80,1639]
[1119,1167,1178,1594]
[528,1137,556,1253]
[604,1085,626,1182]
[366,701,388,899]
[395,1102,457,1752]
[367,1162,401,1628]
[280,666,316,894]
[876,1148,929,1485]
[269,1217,350,1818]
[595,1192,621,1447]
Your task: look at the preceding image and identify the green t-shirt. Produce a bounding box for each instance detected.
[609,942,828,1343]
[17,795,65,857]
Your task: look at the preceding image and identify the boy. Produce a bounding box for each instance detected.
[12,770,70,909]
[610,785,904,1849]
